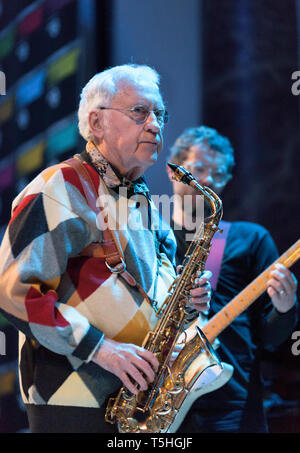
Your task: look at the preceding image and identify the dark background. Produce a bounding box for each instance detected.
[0,0,299,433]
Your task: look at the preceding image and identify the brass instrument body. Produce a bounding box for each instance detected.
[105,163,232,433]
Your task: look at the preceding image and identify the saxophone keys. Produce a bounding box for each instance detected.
[146,415,164,432]
[123,393,135,402]
[164,367,186,395]
[156,405,172,416]
[154,393,173,416]
[105,397,117,423]
[118,417,140,433]
[167,383,185,395]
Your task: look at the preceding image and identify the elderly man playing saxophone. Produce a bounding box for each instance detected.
[0,64,212,433]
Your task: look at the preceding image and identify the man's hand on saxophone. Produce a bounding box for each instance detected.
[92,339,159,395]
[92,270,213,395]
[176,266,213,313]
[187,269,213,313]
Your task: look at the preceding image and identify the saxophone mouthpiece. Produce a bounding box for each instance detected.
[167,162,194,185]
[167,162,178,172]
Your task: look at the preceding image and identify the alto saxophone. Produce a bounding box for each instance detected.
[105,163,233,433]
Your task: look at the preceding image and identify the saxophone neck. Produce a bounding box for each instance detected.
[194,181,223,224]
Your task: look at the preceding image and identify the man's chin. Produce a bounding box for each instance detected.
[145,149,160,164]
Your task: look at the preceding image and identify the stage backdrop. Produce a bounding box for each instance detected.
[0,0,104,432]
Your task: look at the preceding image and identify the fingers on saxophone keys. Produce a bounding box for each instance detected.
[189,272,212,313]
[193,270,213,287]
[122,352,158,395]
[190,278,212,297]
[122,367,147,395]
[189,299,210,314]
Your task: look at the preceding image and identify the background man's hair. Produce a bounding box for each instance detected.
[168,125,235,172]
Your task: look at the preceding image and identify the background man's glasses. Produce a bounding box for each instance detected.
[184,163,231,185]
[98,105,169,127]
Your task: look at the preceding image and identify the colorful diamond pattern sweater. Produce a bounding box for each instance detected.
[0,142,177,409]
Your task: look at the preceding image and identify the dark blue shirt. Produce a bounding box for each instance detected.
[172,221,297,433]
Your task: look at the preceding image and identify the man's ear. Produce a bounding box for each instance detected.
[88,110,104,141]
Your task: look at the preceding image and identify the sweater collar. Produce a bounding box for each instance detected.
[85,141,150,195]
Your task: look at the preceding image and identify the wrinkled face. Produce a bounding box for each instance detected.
[89,81,165,180]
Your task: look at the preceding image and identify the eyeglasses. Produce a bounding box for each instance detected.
[184,163,231,186]
[98,105,169,127]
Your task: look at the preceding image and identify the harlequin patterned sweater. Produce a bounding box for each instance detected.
[0,142,177,416]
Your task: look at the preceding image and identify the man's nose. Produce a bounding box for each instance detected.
[144,111,161,132]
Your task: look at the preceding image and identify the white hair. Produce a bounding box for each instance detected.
[78,64,161,142]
